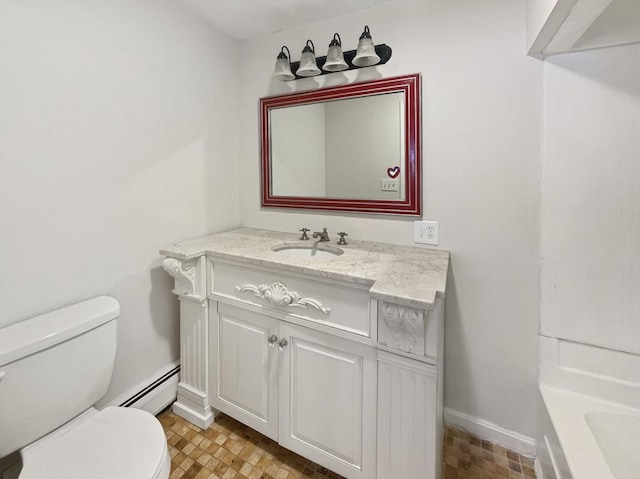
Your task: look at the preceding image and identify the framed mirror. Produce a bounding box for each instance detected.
[260,73,421,216]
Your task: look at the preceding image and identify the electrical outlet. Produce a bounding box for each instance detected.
[380,179,398,192]
[414,220,439,245]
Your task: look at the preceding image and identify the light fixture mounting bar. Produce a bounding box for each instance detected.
[289,44,392,79]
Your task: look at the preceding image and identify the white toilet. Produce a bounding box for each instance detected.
[0,296,171,479]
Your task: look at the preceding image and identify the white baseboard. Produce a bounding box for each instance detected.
[103,360,179,416]
[444,407,536,457]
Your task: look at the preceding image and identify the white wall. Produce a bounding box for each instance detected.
[271,104,326,197]
[325,93,403,199]
[541,44,640,355]
[239,1,542,437]
[0,0,240,404]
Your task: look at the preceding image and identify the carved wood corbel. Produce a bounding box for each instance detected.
[162,257,205,300]
[378,301,425,354]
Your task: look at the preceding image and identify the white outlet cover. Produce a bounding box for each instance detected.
[414,220,439,245]
[380,179,398,192]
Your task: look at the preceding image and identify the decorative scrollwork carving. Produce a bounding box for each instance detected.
[236,281,330,314]
[162,258,196,296]
[380,302,423,353]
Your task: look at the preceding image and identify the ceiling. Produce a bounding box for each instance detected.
[174,0,391,42]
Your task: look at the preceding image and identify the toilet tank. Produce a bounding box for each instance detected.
[0,296,119,457]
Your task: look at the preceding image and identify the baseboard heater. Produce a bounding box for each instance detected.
[120,365,180,408]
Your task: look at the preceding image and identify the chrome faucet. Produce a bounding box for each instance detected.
[312,227,330,242]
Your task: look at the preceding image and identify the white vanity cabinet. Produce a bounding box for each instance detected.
[209,262,377,479]
[210,302,378,479]
[161,228,449,479]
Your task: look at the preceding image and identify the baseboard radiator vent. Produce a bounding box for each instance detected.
[119,365,180,414]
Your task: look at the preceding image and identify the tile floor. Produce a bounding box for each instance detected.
[158,408,536,479]
[442,427,536,479]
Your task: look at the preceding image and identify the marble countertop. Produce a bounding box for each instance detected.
[160,228,449,310]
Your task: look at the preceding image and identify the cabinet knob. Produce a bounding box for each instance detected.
[278,338,288,349]
[268,334,278,346]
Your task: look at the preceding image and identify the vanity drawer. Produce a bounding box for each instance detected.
[210,261,372,338]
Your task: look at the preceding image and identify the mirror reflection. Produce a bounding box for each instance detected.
[260,73,421,216]
[270,92,406,200]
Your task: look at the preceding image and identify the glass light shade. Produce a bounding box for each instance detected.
[353,36,380,67]
[272,53,294,81]
[323,44,348,72]
[297,50,321,77]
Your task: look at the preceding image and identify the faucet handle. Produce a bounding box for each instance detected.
[337,232,348,245]
[299,228,310,240]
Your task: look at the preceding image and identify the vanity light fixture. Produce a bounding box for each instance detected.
[322,33,349,72]
[272,27,391,81]
[296,40,321,77]
[352,25,381,67]
[272,46,295,81]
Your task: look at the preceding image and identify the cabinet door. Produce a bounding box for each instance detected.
[211,303,279,440]
[278,322,377,479]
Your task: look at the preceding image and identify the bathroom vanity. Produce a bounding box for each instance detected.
[161,228,449,479]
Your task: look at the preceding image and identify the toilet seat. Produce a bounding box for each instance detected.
[18,407,170,479]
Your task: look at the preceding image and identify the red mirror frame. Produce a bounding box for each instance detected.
[260,73,421,216]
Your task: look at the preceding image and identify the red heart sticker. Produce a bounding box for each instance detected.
[387,166,400,178]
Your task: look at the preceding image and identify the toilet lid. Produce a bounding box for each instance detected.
[19,407,168,479]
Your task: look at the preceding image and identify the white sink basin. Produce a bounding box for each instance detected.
[271,243,343,258]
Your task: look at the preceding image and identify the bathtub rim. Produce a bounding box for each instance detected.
[539,384,640,479]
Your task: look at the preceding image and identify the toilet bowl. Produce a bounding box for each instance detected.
[0,297,171,479]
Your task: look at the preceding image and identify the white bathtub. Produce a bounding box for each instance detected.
[587,410,640,479]
[537,337,640,479]
[540,385,640,479]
